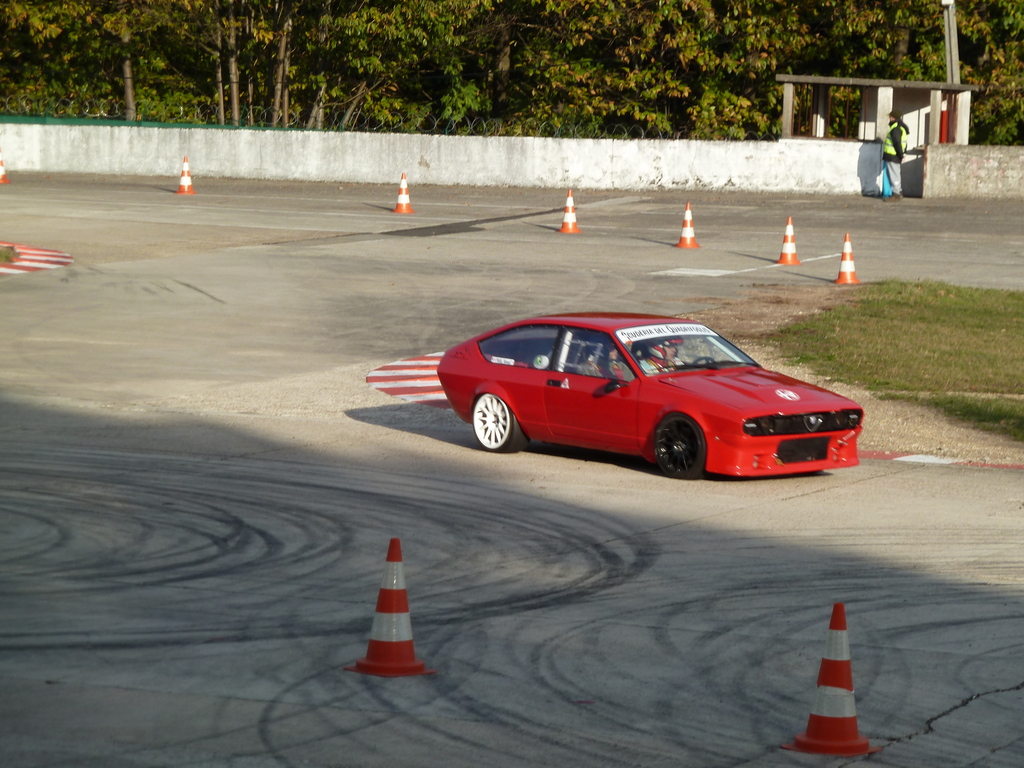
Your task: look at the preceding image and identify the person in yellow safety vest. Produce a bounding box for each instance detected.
[883,109,909,200]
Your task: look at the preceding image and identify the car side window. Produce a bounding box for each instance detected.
[478,325,560,369]
[554,328,635,381]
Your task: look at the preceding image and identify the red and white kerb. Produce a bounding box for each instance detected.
[0,242,74,275]
[365,353,450,408]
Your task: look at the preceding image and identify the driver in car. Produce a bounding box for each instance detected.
[607,347,633,381]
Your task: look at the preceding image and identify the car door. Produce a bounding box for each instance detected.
[477,323,561,438]
[543,327,640,452]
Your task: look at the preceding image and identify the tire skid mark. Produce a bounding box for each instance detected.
[5,445,659,765]
[0,446,657,658]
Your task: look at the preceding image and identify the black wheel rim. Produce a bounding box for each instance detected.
[656,418,699,473]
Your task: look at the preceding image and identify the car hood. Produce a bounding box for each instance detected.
[658,367,859,414]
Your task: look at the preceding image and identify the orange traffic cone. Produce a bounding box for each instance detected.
[776,216,800,265]
[782,603,880,757]
[175,156,195,195]
[675,203,700,248]
[345,538,435,677]
[558,189,580,234]
[393,173,415,214]
[834,233,860,285]
[0,146,10,184]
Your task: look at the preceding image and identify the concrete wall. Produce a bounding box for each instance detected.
[0,122,876,195]
[923,144,1024,199]
[8,121,1018,199]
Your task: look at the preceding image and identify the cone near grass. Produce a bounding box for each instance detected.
[776,216,800,265]
[393,173,414,214]
[0,147,10,184]
[782,603,880,757]
[175,156,195,195]
[345,538,435,677]
[558,189,581,233]
[675,202,700,248]
[834,233,860,284]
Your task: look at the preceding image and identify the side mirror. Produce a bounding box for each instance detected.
[603,379,628,393]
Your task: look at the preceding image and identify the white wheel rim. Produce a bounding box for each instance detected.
[473,394,510,449]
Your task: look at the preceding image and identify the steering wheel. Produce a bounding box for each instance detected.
[692,356,716,366]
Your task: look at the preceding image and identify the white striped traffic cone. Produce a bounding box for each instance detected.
[675,202,700,248]
[776,216,800,265]
[345,538,435,677]
[782,603,880,756]
[558,189,580,233]
[392,173,415,214]
[175,156,195,195]
[834,233,860,285]
[0,146,10,184]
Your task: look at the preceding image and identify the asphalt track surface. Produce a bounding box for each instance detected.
[2,175,1024,767]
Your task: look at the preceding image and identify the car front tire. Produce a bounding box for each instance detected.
[654,413,707,479]
[472,393,529,453]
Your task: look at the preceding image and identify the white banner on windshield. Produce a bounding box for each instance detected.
[615,323,717,344]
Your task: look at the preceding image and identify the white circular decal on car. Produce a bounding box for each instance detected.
[533,354,550,369]
[775,389,801,401]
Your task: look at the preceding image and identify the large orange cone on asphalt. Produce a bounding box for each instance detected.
[834,233,860,285]
[675,203,700,248]
[345,538,436,677]
[558,189,581,233]
[392,172,415,214]
[175,156,195,195]
[0,146,11,184]
[776,216,800,265]
[782,603,881,757]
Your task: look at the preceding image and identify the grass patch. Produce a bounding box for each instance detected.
[0,246,14,263]
[923,394,1024,442]
[772,280,1024,442]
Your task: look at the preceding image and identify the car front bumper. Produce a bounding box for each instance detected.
[706,429,861,477]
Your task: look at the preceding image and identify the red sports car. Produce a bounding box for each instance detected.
[437,313,863,479]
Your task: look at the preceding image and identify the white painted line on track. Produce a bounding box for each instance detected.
[653,253,841,277]
[654,268,736,277]
[894,454,959,465]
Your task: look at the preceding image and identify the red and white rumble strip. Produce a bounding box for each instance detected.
[0,242,74,275]
[365,353,451,409]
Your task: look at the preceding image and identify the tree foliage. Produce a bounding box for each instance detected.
[1,0,1021,143]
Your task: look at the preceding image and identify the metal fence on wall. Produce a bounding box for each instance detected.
[0,95,780,142]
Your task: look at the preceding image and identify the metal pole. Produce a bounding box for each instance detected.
[941,0,961,85]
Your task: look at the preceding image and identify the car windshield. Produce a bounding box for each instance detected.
[614,322,757,376]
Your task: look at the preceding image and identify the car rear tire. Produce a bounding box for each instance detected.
[654,413,706,479]
[472,393,529,453]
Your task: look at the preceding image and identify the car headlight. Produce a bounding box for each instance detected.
[743,416,775,436]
